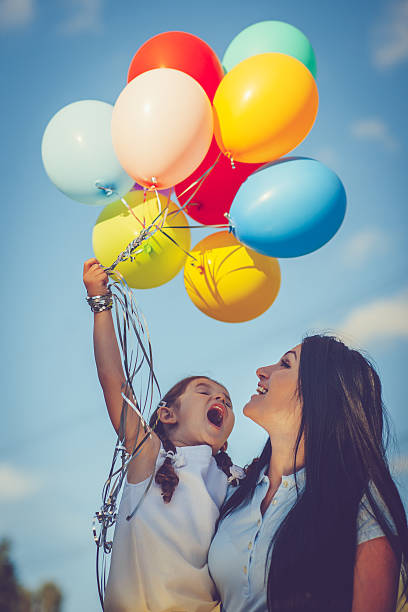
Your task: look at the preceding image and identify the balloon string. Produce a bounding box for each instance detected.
[161,223,230,229]
[176,153,221,199]
[172,152,222,215]
[120,197,146,228]
[95,183,146,229]
[158,227,198,262]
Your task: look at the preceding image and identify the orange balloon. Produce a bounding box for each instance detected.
[184,231,281,323]
[213,53,318,163]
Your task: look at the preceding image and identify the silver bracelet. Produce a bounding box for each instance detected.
[86,291,113,313]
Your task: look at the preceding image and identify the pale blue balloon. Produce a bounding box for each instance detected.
[41,100,134,205]
[229,158,347,258]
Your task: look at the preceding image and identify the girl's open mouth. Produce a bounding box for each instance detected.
[207,405,224,428]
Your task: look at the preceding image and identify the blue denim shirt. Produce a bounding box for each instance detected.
[208,468,389,612]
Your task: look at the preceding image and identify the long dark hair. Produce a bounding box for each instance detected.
[219,334,408,611]
[149,376,235,502]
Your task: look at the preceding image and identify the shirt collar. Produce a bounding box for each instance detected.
[257,465,306,490]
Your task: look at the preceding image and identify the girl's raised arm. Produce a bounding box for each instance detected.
[83,258,160,459]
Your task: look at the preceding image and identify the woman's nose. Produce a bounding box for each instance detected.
[256,366,269,380]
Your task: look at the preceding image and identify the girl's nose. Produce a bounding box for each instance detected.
[214,393,225,404]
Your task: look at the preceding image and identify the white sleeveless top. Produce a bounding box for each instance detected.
[104,443,228,612]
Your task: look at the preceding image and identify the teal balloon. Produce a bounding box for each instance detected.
[41,100,134,205]
[229,158,346,258]
[222,21,317,78]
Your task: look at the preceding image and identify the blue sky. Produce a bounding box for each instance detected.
[1,0,407,610]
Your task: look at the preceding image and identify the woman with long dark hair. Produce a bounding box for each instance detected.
[208,334,408,611]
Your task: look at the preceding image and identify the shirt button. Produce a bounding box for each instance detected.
[272,499,278,505]
[283,481,289,488]
[248,542,252,550]
[257,519,261,526]
[243,566,247,575]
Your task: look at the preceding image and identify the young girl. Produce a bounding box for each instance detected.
[83,258,241,612]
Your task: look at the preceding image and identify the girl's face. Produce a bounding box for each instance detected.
[161,378,235,454]
[243,345,302,435]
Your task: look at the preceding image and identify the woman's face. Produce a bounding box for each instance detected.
[243,345,302,435]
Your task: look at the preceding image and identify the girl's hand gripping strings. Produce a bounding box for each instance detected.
[83,257,110,297]
[83,258,160,473]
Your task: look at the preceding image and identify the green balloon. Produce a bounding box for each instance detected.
[222,21,317,78]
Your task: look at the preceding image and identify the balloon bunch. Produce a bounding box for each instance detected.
[42,21,346,323]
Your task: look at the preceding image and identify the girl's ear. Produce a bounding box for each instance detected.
[158,405,177,426]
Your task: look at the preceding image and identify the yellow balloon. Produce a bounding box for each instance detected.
[93,190,191,289]
[213,52,319,163]
[184,231,280,323]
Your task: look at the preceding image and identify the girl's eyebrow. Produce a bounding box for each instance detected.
[195,382,232,405]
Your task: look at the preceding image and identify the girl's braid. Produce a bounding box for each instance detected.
[154,436,179,503]
[214,449,240,486]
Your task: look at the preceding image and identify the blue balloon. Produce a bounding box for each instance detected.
[229,157,347,258]
[41,100,134,205]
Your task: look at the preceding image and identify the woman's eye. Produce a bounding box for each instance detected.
[281,360,290,368]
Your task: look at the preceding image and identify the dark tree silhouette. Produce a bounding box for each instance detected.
[0,539,63,612]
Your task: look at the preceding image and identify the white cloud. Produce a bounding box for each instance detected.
[343,228,389,266]
[334,290,408,346]
[313,147,339,168]
[0,0,34,29]
[59,0,102,35]
[0,463,41,501]
[350,118,399,152]
[372,0,408,69]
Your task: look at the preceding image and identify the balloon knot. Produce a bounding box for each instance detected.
[224,152,236,170]
[147,176,158,191]
[224,212,235,234]
[95,182,115,197]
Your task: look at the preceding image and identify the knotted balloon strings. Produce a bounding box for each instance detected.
[97,183,196,267]
[93,273,161,608]
[97,151,236,273]
[102,207,168,274]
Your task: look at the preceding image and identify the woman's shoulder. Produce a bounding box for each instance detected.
[357,481,396,545]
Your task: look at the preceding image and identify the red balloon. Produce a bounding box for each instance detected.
[175,138,263,225]
[127,31,224,101]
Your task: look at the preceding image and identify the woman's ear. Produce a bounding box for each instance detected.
[157,404,177,426]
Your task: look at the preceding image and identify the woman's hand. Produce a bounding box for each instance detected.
[83,257,109,297]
